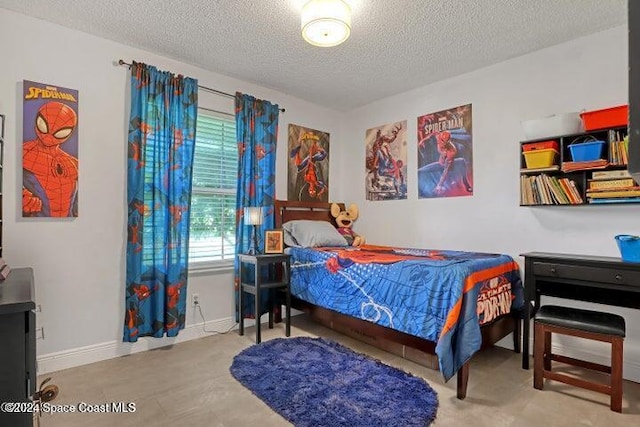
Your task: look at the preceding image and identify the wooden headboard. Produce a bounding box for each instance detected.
[274,200,345,228]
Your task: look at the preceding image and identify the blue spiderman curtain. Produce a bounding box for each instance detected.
[124,62,198,342]
[234,92,280,320]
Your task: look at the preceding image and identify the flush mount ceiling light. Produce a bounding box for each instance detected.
[301,0,351,47]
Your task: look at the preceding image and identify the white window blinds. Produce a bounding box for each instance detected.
[189,113,237,264]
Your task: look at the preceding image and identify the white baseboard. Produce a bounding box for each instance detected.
[37,317,236,375]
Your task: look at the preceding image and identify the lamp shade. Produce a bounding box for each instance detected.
[301,0,351,47]
[244,206,263,225]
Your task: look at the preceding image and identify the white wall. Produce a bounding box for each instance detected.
[337,25,640,380]
[0,8,341,372]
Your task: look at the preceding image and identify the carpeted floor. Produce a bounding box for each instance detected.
[230,337,438,426]
[36,315,640,427]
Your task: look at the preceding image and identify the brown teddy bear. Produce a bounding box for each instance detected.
[331,203,365,247]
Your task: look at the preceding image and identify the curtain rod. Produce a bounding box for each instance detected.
[199,106,233,117]
[117,60,285,113]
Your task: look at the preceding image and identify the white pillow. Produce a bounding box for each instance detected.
[282,220,348,248]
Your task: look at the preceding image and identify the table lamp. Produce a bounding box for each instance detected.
[244,206,263,254]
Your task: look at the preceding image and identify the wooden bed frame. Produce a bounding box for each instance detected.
[274,200,521,400]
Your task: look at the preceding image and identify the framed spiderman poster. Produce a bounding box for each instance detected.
[287,124,330,202]
[22,80,79,217]
[417,104,473,199]
[365,120,408,201]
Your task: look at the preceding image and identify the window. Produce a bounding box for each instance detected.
[189,113,237,267]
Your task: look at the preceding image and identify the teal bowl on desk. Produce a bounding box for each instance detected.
[615,234,640,263]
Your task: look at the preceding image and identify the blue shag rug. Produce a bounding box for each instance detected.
[230,337,438,427]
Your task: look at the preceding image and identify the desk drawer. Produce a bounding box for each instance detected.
[532,262,640,286]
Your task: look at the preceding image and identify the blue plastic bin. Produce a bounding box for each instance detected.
[615,234,640,262]
[569,140,605,162]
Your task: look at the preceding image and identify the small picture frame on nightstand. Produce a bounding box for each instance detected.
[264,229,284,254]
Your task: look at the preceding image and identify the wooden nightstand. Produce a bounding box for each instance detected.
[237,253,291,344]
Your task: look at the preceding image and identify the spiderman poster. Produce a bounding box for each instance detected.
[417,104,473,199]
[22,80,79,217]
[365,120,407,201]
[287,124,330,202]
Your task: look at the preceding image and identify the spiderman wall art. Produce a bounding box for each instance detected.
[287,124,330,203]
[23,80,79,217]
[417,104,473,199]
[365,120,408,201]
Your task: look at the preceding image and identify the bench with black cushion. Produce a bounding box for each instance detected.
[533,305,625,413]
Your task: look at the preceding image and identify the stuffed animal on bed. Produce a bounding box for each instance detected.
[331,203,365,247]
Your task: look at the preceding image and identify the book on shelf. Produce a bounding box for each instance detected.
[547,176,568,204]
[520,175,537,205]
[558,178,577,204]
[520,176,526,205]
[550,177,570,204]
[607,130,628,166]
[608,141,628,166]
[589,197,640,204]
[587,178,637,190]
[569,180,583,204]
[520,174,582,205]
[521,176,528,205]
[524,175,534,205]
[587,186,640,194]
[536,175,552,204]
[587,189,640,199]
[532,176,542,204]
[591,169,632,180]
[561,159,609,172]
[520,165,560,174]
[527,177,536,205]
[530,177,541,204]
[531,176,546,205]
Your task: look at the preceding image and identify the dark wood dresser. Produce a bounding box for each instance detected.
[0,268,36,427]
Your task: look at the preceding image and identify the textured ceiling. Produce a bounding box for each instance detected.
[0,0,627,110]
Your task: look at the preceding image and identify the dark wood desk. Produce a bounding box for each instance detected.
[521,252,640,370]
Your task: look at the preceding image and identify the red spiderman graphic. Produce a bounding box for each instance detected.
[23,101,78,217]
[125,303,139,339]
[168,204,188,225]
[165,281,185,330]
[131,283,159,301]
[166,281,184,309]
[290,132,327,200]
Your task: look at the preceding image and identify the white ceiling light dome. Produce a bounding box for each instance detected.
[301,0,351,47]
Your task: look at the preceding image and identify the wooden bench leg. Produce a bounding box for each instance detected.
[456,361,470,400]
[611,337,623,413]
[534,322,544,390]
[544,329,552,371]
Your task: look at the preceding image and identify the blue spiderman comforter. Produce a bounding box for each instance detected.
[288,244,523,381]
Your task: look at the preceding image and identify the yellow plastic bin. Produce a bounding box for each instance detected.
[522,148,558,169]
